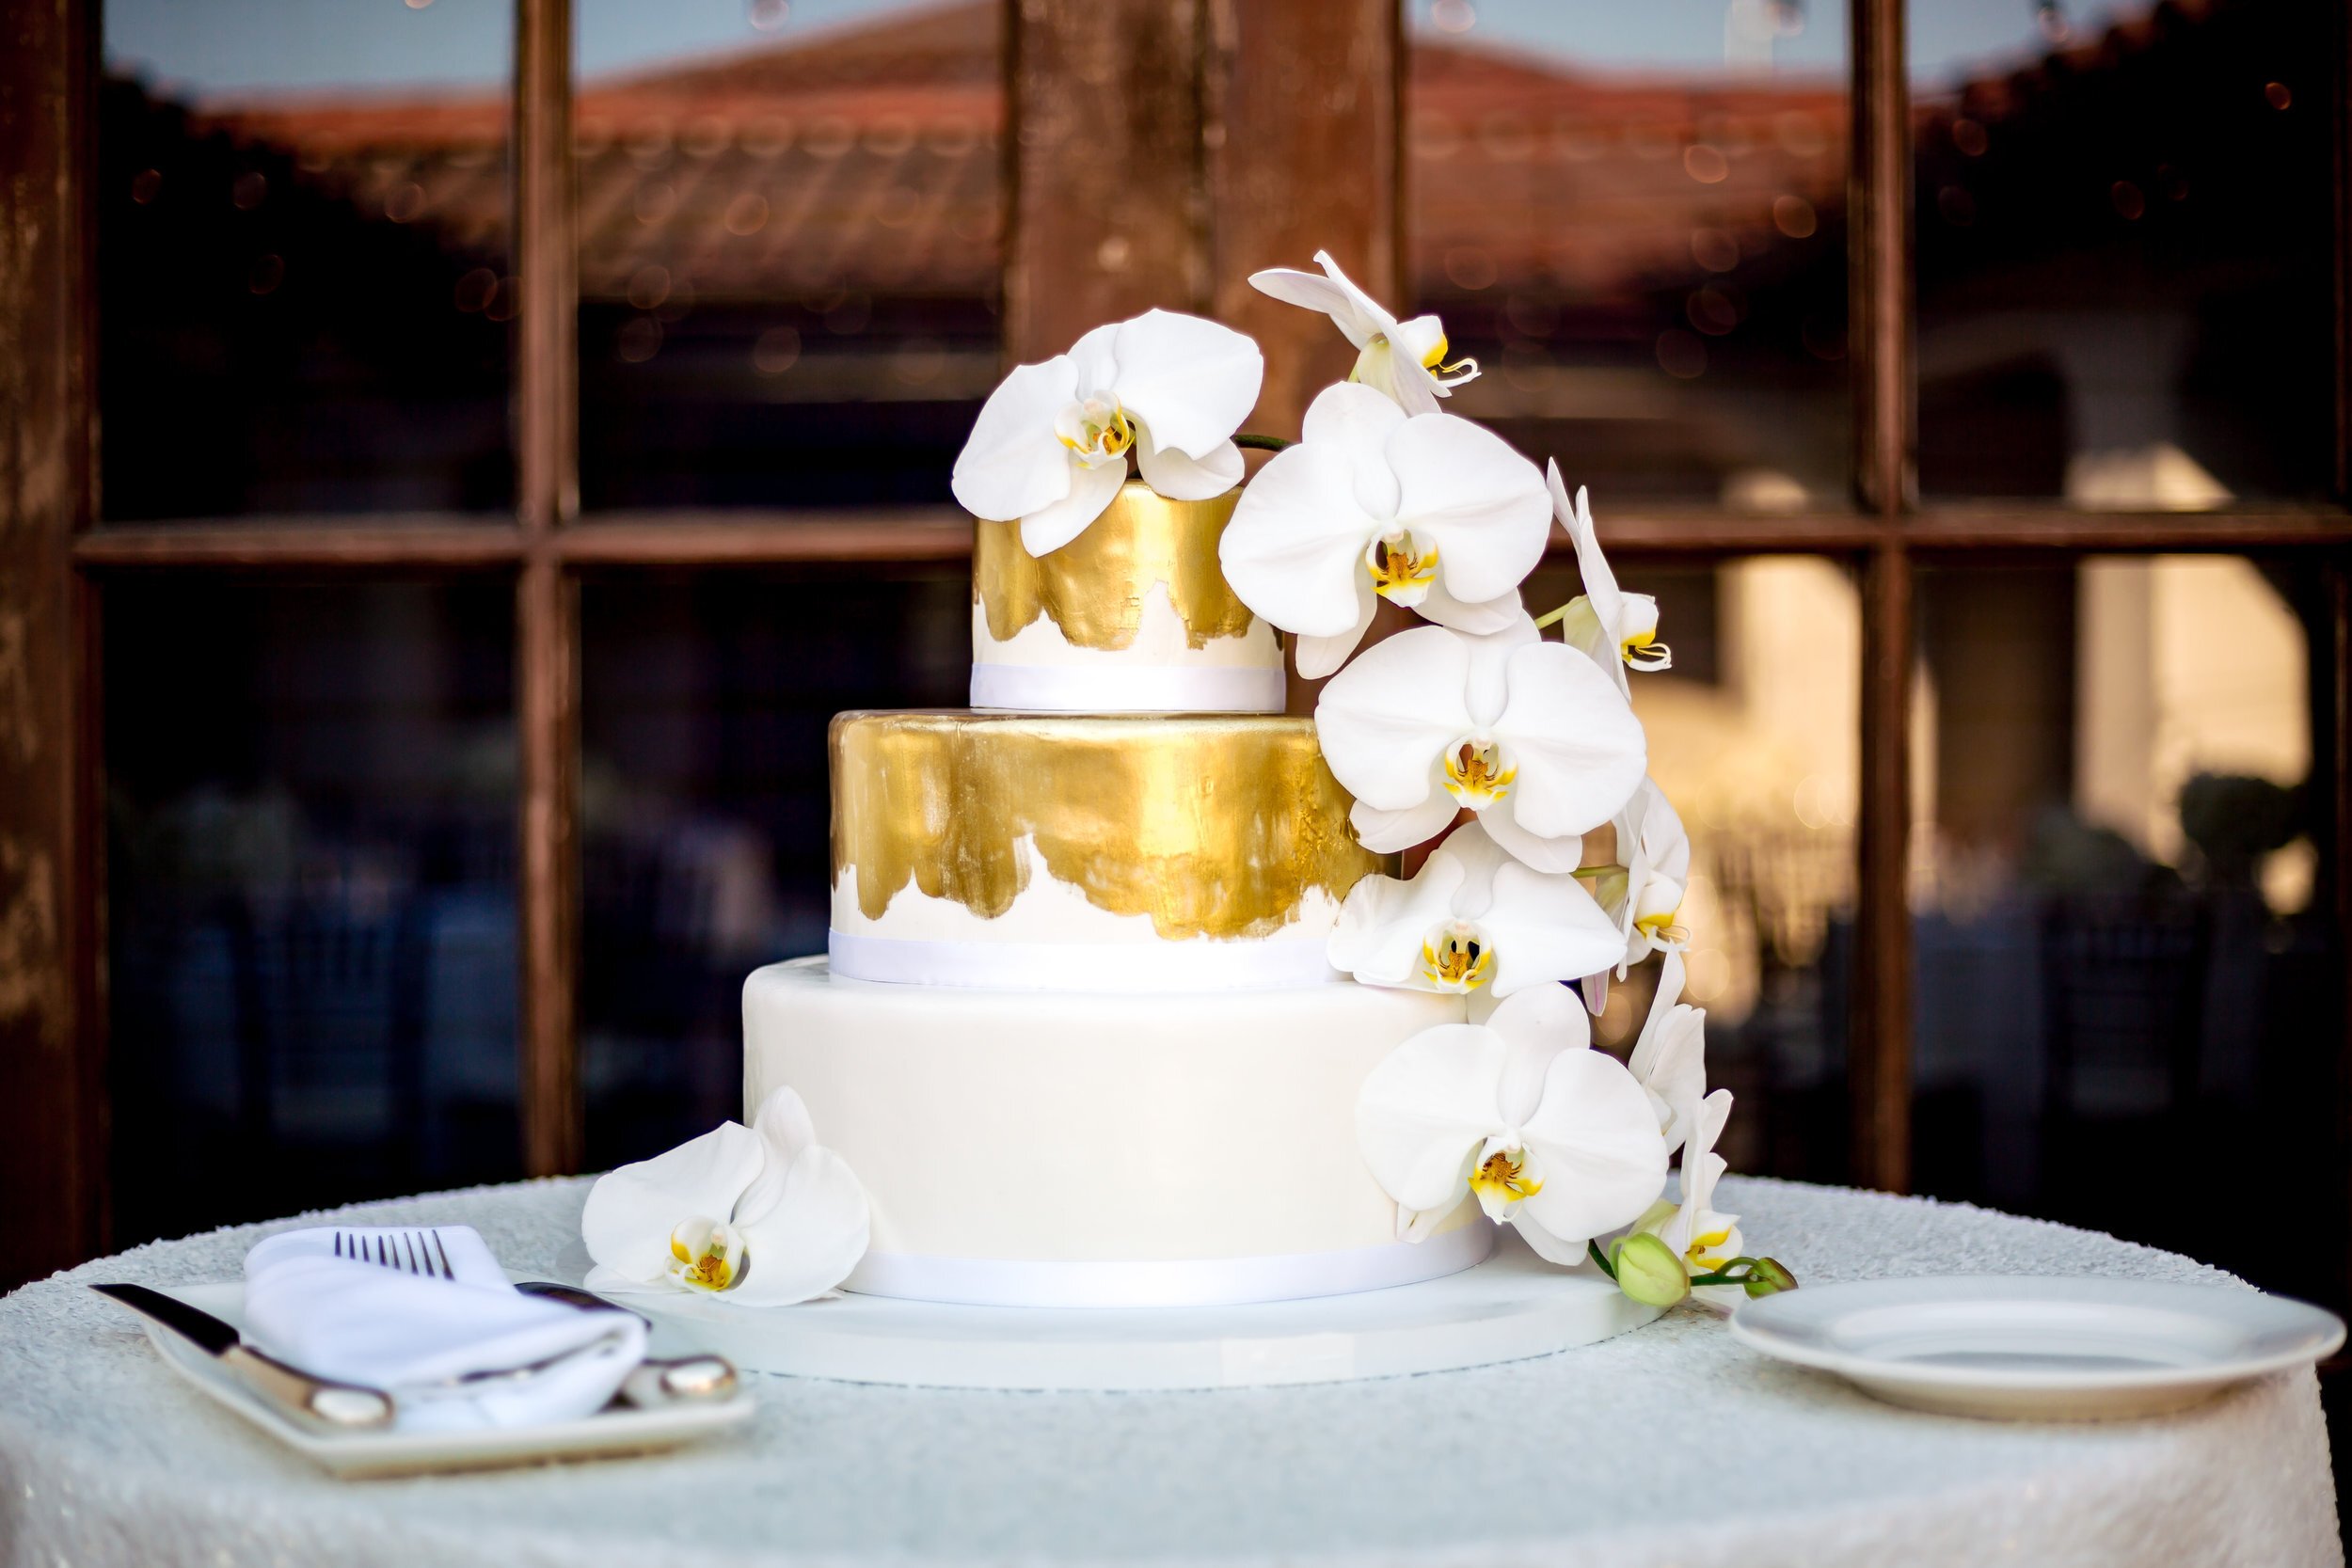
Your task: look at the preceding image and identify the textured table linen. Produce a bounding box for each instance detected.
[1,1175,2337,1568]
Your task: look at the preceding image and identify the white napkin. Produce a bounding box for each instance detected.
[243,1226,646,1433]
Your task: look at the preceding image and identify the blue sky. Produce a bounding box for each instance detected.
[104,0,2129,98]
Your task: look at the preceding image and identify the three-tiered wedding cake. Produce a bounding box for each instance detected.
[742,479,1480,1308]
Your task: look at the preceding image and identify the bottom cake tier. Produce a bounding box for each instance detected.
[742,957,1484,1307]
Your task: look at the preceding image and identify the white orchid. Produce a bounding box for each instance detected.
[1625,947,1708,1157]
[1218,383,1550,677]
[1625,1084,1743,1307]
[581,1086,869,1307]
[1596,777,1691,979]
[950,309,1264,557]
[1248,249,1478,416]
[1542,465,1671,696]
[1329,819,1623,1001]
[1313,614,1647,872]
[1356,982,1668,1264]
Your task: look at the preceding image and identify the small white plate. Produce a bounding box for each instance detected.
[125,1283,755,1477]
[1730,1275,2344,1420]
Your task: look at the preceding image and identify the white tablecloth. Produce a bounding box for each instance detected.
[0,1176,2337,1568]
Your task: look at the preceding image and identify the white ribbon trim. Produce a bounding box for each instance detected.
[969,660,1285,714]
[845,1219,1496,1308]
[828,927,1341,992]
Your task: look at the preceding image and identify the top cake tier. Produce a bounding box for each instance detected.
[969,478,1285,714]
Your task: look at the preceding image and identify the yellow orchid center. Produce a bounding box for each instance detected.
[1635,906,1687,946]
[1055,395,1136,467]
[1469,1148,1542,1212]
[668,1216,744,1293]
[1420,920,1494,991]
[1441,736,1516,805]
[1685,1226,1736,1273]
[1365,530,1439,608]
[1419,332,1478,380]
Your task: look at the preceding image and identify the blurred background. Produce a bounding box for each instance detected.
[59,0,2343,1339]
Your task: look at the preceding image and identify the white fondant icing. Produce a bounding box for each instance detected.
[831,834,1343,949]
[968,661,1286,714]
[741,957,1469,1301]
[827,928,1342,991]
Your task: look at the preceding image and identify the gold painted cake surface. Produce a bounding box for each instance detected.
[973,481,1256,652]
[833,711,1385,940]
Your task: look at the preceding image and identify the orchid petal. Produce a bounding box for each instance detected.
[1295,579,1379,679]
[1328,851,1467,986]
[1356,1022,1509,1214]
[1481,858,1629,998]
[1518,1049,1671,1248]
[1299,382,1408,518]
[1494,641,1648,840]
[1248,268,1381,348]
[1135,433,1244,501]
[1221,440,1385,638]
[1511,1212,1594,1266]
[1476,800,1585,875]
[726,1145,871,1307]
[1420,580,1527,637]
[1066,321,1122,396]
[950,356,1078,523]
[1549,465,1626,640]
[1106,309,1263,459]
[1314,625,1473,810]
[735,1085,818,1224]
[580,1120,767,1286]
[1349,789,1464,854]
[1486,981,1588,1125]
[1388,414,1550,606]
[1463,614,1541,727]
[1018,457,1127,557]
[1432,817,1513,914]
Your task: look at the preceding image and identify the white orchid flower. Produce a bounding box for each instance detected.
[1329,819,1624,1001]
[581,1086,869,1307]
[1625,947,1708,1157]
[1626,1084,1743,1307]
[1218,382,1549,677]
[1248,249,1478,416]
[951,309,1264,557]
[1313,613,1647,872]
[1357,982,1669,1264]
[1542,465,1671,697]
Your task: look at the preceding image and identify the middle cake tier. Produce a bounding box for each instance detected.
[829,709,1385,991]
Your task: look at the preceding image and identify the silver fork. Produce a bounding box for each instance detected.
[332,1228,454,1280]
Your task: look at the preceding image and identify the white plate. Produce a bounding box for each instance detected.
[1730,1274,2344,1420]
[126,1283,755,1477]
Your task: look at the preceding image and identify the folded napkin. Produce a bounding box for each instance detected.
[244,1226,646,1433]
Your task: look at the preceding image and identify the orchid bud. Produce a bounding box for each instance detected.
[1742,1257,1798,1298]
[1612,1232,1691,1308]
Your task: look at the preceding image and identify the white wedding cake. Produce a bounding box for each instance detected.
[635,273,1789,1323]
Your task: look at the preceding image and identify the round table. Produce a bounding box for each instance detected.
[0,1176,2338,1568]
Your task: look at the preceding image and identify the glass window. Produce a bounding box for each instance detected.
[578,567,968,1166]
[1910,1,2335,503]
[99,0,516,519]
[1910,558,2338,1305]
[1404,0,1851,509]
[571,0,1004,510]
[104,580,520,1247]
[1524,554,1860,1183]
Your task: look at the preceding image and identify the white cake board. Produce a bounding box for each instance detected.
[569,1230,1662,1391]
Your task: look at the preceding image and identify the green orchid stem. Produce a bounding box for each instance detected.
[1233,432,1292,451]
[1588,1239,1619,1280]
[1531,601,1576,630]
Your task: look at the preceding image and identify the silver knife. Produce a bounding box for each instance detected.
[92,1282,396,1429]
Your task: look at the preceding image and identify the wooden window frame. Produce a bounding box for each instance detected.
[2,0,2348,1285]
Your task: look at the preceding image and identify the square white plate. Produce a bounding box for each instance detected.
[1730,1274,2344,1420]
[124,1282,755,1477]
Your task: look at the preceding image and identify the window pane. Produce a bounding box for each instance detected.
[105,581,520,1247]
[1404,1,1851,508]
[1910,2,2333,503]
[1912,559,2340,1309]
[1524,554,1859,1183]
[100,0,515,520]
[572,1,1003,510]
[579,569,968,1165]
